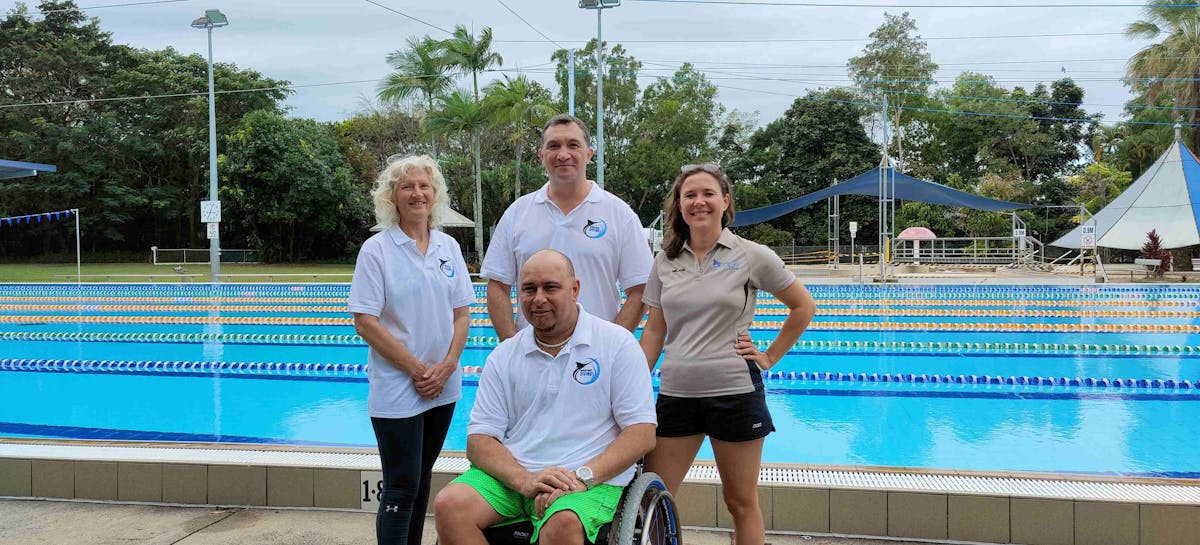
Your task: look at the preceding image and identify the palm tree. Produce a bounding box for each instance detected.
[377,36,453,157]
[425,89,486,254]
[438,25,502,259]
[1125,1,1200,150]
[484,75,555,201]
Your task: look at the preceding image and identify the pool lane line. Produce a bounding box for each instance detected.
[3,358,1197,393]
[10,295,1200,309]
[7,331,1200,357]
[6,314,1200,333]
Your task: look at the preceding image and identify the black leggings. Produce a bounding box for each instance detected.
[371,403,456,545]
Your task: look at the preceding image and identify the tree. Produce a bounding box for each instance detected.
[848,12,938,165]
[551,41,642,178]
[426,89,487,254]
[333,104,423,194]
[483,75,554,201]
[729,89,880,244]
[0,1,289,258]
[1065,163,1133,214]
[220,111,369,261]
[908,74,1096,187]
[377,36,453,156]
[616,64,724,222]
[1125,0,1200,151]
[438,25,502,258]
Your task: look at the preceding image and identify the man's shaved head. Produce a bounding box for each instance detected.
[522,249,575,280]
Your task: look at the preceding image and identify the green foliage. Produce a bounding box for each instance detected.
[219,111,369,262]
[551,40,642,174]
[0,1,288,260]
[728,89,880,244]
[483,75,555,201]
[734,223,793,248]
[1125,0,1200,150]
[332,105,422,194]
[907,74,1096,186]
[613,64,725,222]
[1064,163,1133,214]
[436,25,502,256]
[848,11,938,153]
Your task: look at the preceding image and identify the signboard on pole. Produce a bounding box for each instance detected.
[1080,225,1096,249]
[200,200,221,223]
[206,222,219,240]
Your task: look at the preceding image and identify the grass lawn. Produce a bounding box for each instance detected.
[0,263,355,283]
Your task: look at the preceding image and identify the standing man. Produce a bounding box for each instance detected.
[482,114,652,340]
[434,250,656,545]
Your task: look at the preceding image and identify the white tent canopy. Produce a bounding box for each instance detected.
[1052,132,1200,250]
[438,204,475,228]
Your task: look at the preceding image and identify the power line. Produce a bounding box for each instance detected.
[712,82,1199,127]
[496,31,1126,44]
[359,0,452,35]
[628,0,1198,7]
[37,0,188,14]
[0,67,545,110]
[493,0,565,49]
[636,60,1198,113]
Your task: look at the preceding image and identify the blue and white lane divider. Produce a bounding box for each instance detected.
[7,331,1200,357]
[1,358,1196,391]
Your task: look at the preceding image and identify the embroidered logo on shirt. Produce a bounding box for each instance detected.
[439,258,455,278]
[573,358,601,385]
[711,258,741,270]
[583,219,608,239]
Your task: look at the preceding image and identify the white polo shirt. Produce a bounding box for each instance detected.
[481,181,652,329]
[467,307,657,487]
[348,227,475,419]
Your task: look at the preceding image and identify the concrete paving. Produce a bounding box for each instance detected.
[0,499,925,545]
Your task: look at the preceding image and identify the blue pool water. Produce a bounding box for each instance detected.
[2,283,1199,478]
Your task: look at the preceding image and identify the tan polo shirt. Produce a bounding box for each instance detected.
[643,229,796,397]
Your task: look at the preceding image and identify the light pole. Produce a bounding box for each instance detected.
[191,9,228,282]
[578,0,619,189]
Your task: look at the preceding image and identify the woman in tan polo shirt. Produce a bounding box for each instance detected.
[640,163,816,545]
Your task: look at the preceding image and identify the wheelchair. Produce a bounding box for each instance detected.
[481,467,682,545]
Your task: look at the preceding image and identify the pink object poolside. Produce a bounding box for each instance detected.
[897,226,936,240]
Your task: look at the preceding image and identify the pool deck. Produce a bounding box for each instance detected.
[0,499,917,545]
[2,440,1199,545]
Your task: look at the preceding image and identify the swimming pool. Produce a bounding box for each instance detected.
[2,283,1197,478]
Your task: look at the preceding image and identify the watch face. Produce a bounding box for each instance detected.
[576,466,593,481]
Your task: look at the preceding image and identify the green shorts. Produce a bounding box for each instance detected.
[451,466,624,543]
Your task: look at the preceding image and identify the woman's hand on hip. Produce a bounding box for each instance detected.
[735,334,774,371]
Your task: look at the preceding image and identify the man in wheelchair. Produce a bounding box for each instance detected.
[434,250,658,545]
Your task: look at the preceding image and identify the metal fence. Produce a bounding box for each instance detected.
[150,247,260,265]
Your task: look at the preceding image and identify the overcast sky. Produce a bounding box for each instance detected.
[6,0,1159,128]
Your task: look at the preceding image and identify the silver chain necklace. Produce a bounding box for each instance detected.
[535,335,570,349]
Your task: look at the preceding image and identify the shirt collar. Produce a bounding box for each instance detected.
[521,303,593,357]
[386,226,442,251]
[682,228,737,256]
[532,181,602,205]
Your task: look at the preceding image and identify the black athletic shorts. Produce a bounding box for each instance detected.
[655,389,774,442]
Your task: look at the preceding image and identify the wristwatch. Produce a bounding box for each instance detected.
[575,466,595,489]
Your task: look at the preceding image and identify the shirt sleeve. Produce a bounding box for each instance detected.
[449,238,476,309]
[480,207,517,285]
[747,240,796,295]
[615,205,652,291]
[467,346,509,440]
[641,254,663,309]
[609,333,658,429]
[347,238,385,316]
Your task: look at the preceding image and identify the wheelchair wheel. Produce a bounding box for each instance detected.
[610,471,681,545]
